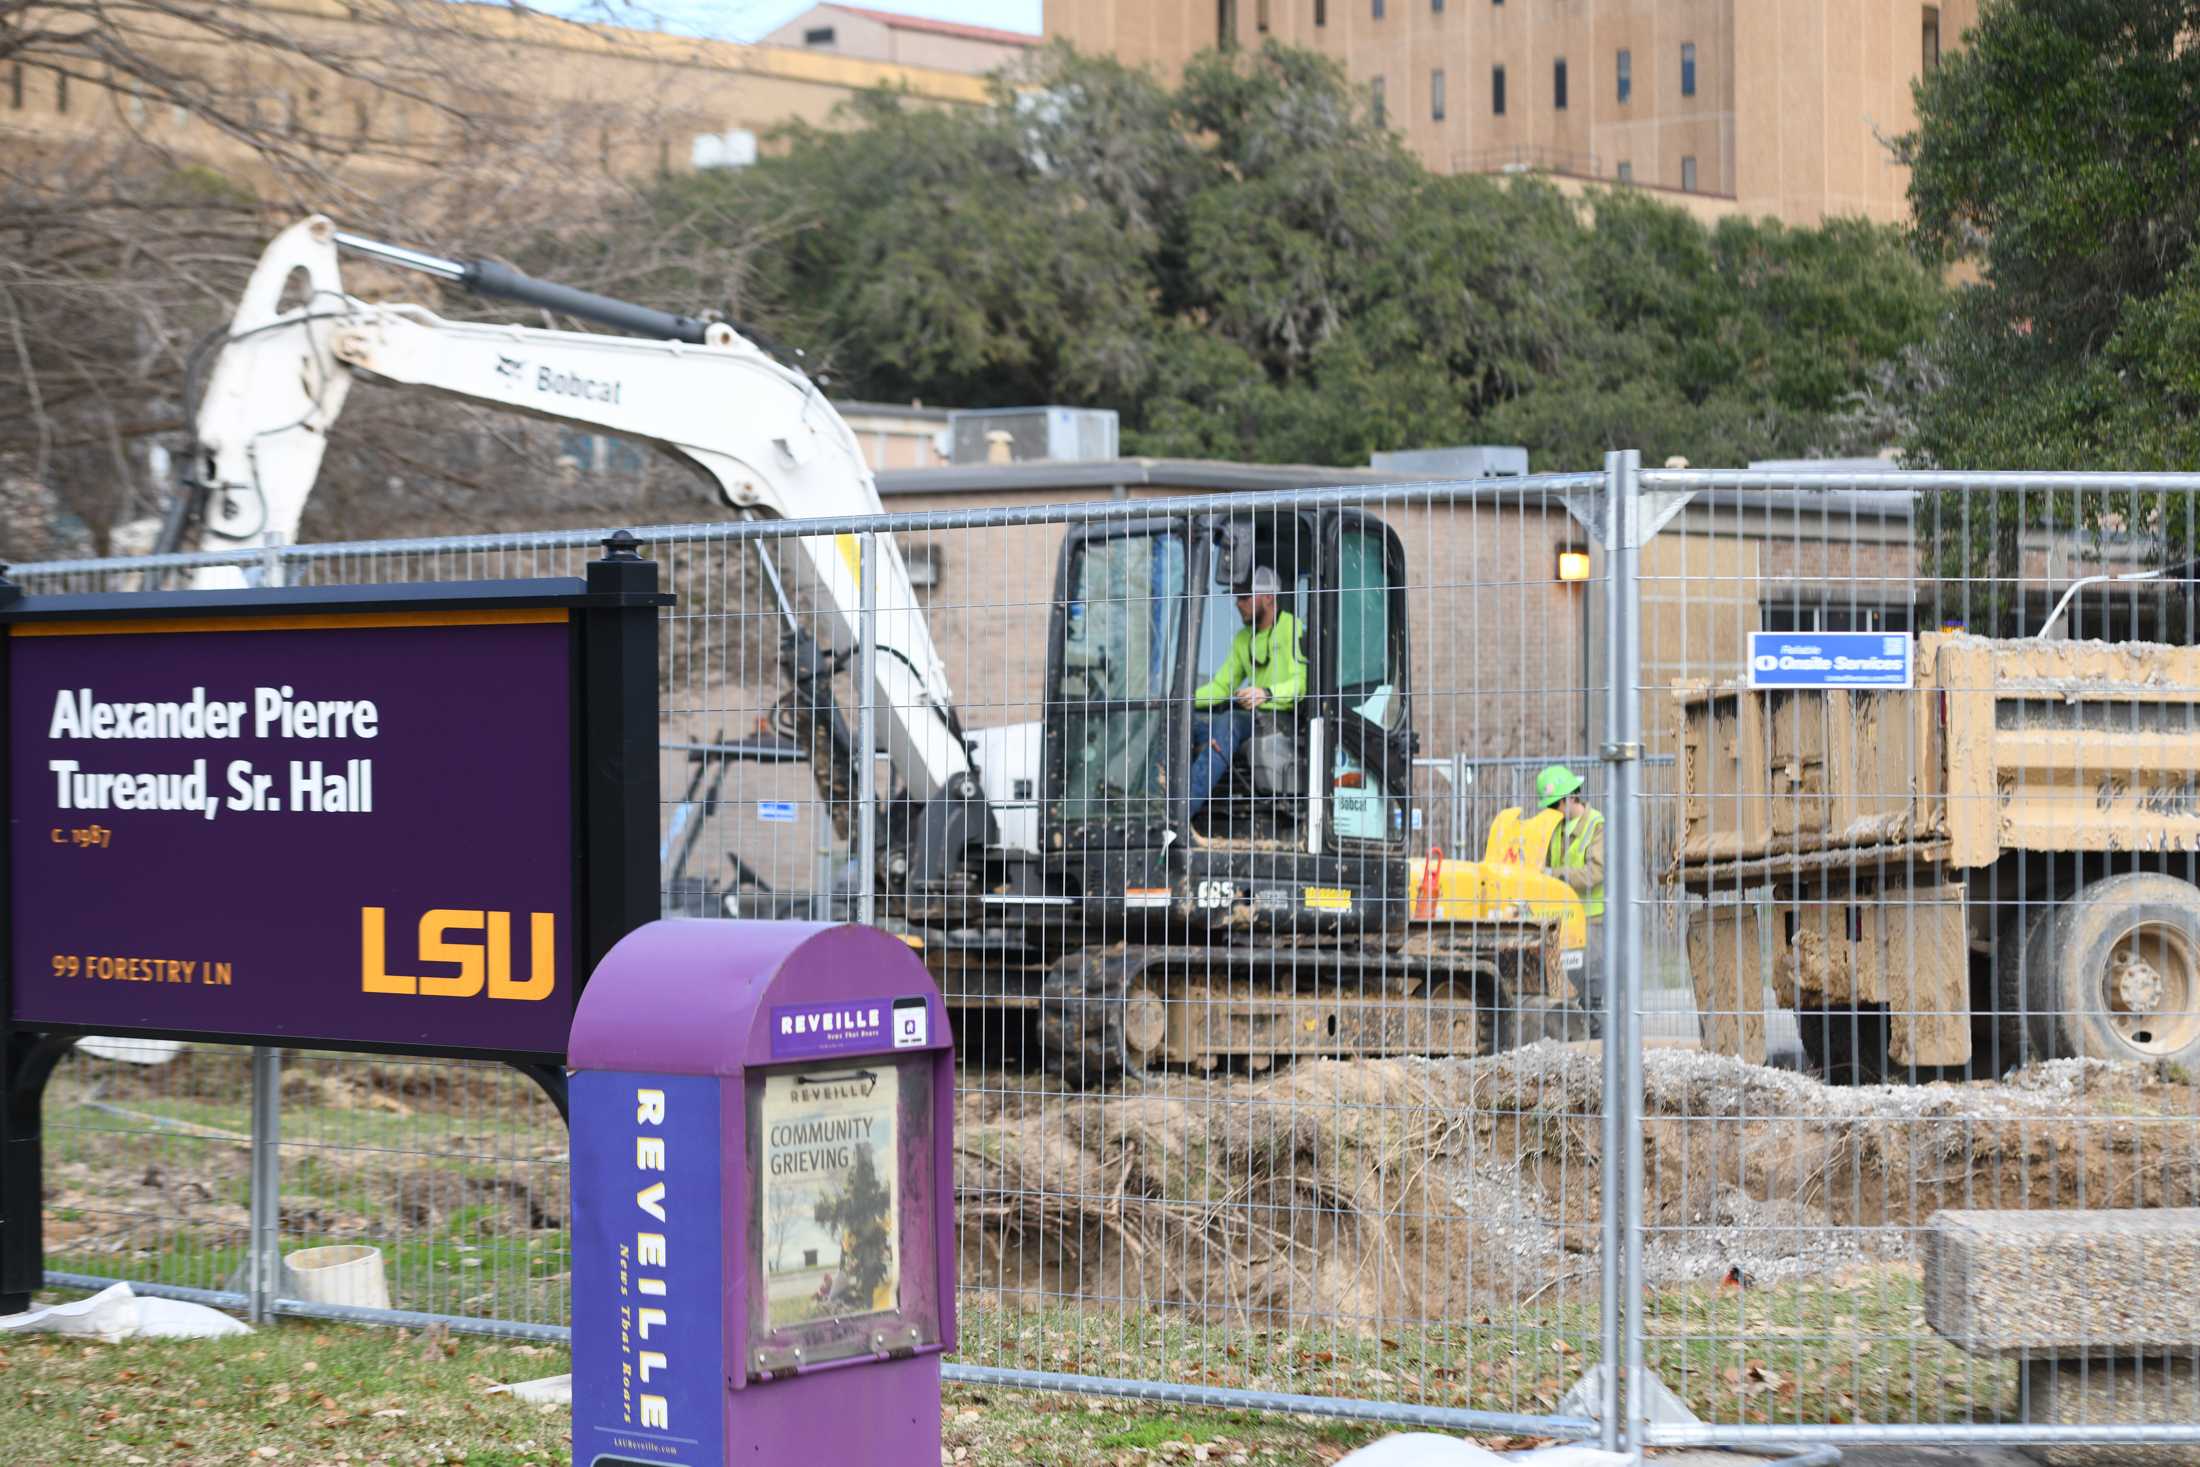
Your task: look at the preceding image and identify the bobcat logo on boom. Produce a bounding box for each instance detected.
[359,906,557,999]
[494,355,526,383]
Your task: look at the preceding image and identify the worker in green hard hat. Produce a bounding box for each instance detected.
[1536,763,1606,1020]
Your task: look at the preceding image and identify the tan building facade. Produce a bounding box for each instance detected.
[840,401,955,471]
[761,5,1038,74]
[1,0,994,196]
[1045,0,1979,225]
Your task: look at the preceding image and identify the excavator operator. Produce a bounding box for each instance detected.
[1188,566,1306,819]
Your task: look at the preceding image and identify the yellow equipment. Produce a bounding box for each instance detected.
[1408,806,1590,955]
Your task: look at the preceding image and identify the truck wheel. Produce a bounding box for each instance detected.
[2025,872,2200,1068]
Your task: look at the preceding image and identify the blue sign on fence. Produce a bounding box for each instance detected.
[757,801,798,823]
[1747,631,1914,690]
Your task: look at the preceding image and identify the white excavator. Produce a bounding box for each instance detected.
[163,215,996,890]
[139,214,1586,1082]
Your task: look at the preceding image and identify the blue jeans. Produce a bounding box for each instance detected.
[1188,709,1252,818]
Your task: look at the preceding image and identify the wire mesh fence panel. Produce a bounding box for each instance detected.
[873,483,1608,1430]
[605,480,1619,1429]
[269,1053,570,1328]
[41,1040,254,1298]
[11,477,1620,1433]
[25,466,2200,1446]
[1634,469,2200,1448]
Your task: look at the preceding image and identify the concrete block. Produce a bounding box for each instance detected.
[2023,1357,2200,1467]
[1924,1209,2200,1358]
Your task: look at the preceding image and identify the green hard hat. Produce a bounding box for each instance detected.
[1535,764,1584,808]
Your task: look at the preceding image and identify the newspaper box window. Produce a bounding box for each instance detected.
[567,920,954,1467]
[758,1066,904,1333]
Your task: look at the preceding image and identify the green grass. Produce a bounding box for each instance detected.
[0,1268,2018,1465]
[959,1264,2012,1430]
[0,1312,573,1466]
[0,1310,1399,1467]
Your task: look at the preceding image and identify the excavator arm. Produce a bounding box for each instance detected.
[182,214,980,815]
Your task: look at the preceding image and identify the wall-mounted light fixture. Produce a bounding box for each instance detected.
[1557,546,1592,583]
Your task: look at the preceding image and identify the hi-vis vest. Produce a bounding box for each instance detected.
[1550,808,1605,920]
[1193,611,1308,711]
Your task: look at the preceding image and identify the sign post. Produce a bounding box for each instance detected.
[0,535,666,1312]
[567,920,955,1467]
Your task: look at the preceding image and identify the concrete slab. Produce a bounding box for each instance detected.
[2024,1358,2200,1467]
[1924,1209,2200,1358]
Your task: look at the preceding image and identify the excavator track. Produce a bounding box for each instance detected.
[1023,942,1567,1089]
[1037,951,1138,1087]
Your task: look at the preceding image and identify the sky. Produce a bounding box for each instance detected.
[574,0,1043,41]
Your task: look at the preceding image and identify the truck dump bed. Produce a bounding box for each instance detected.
[1671,634,2200,1071]
[1672,633,2200,889]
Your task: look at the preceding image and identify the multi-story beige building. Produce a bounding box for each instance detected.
[1045,0,1979,225]
[0,0,994,195]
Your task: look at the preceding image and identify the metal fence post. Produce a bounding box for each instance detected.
[1607,450,1649,1458]
[856,532,879,926]
[1595,452,1627,1454]
[247,1046,281,1324]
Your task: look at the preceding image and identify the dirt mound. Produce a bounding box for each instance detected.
[955,1047,2200,1327]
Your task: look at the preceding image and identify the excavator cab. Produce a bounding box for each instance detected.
[1041,506,1414,934]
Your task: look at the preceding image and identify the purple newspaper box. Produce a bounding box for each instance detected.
[567,920,954,1467]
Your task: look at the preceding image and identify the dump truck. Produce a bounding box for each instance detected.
[1671,633,2200,1080]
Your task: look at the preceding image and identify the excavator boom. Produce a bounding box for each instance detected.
[182,215,977,805]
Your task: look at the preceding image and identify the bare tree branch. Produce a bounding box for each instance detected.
[0,0,769,558]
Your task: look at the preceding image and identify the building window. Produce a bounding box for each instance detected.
[1762,600,1915,634]
[1258,0,1272,30]
[1923,6,1941,69]
[1432,68,1446,120]
[8,64,22,110]
[1434,0,1445,11]
[1491,65,1505,116]
[1681,155,1697,191]
[1218,0,1237,47]
[1316,0,1327,25]
[1616,161,1633,183]
[1681,41,1696,97]
[902,543,944,591]
[1616,49,1631,103]
[802,25,835,44]
[55,70,67,113]
[1554,57,1567,109]
[1371,75,1386,126]
[1373,0,1384,18]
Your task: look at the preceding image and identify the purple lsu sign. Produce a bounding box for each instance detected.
[6,608,575,1054]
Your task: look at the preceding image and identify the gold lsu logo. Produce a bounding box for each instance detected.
[360,906,556,1000]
